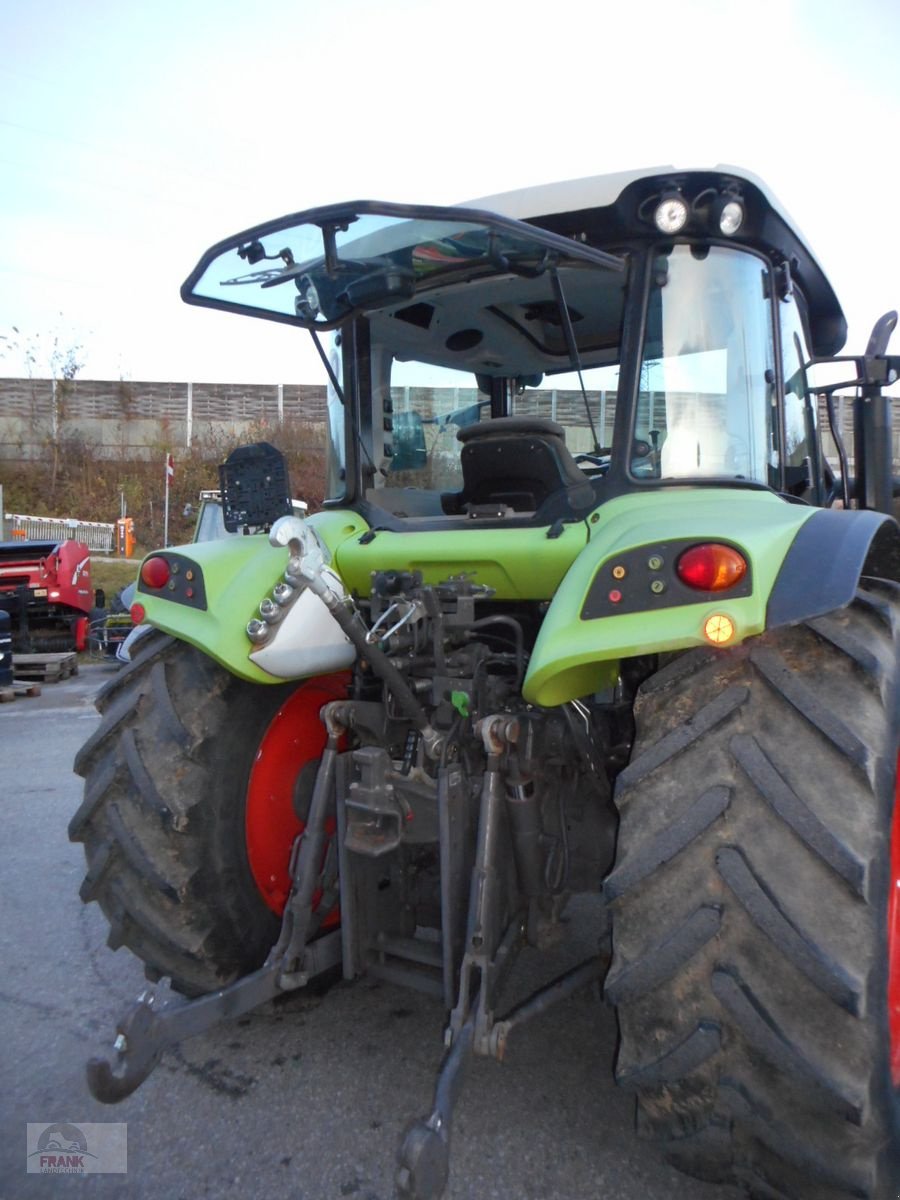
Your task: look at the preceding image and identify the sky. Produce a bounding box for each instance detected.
[1,0,899,387]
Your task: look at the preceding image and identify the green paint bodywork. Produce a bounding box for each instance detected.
[332,519,588,599]
[523,489,815,706]
[136,533,295,683]
[134,510,369,682]
[137,489,814,698]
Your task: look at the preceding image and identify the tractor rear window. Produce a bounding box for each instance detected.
[352,259,628,509]
[633,246,777,486]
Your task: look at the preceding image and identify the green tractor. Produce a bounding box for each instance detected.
[71,167,900,1199]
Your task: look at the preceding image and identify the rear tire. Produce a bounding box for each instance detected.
[70,632,346,994]
[606,579,900,1198]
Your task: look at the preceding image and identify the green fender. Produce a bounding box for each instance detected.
[523,489,817,707]
[134,491,894,699]
[135,507,591,681]
[133,511,370,683]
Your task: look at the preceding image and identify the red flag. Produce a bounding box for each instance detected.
[166,453,174,482]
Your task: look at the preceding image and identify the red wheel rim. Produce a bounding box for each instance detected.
[888,752,900,1087]
[245,673,349,918]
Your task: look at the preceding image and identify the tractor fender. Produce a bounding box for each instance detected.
[132,511,368,683]
[523,488,816,708]
[766,508,900,629]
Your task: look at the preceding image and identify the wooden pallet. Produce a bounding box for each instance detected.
[12,652,79,682]
[0,680,42,702]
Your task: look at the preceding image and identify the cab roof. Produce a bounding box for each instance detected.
[465,165,847,355]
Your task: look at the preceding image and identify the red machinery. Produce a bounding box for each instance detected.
[0,538,93,651]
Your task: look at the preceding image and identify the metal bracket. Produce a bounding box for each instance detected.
[86,931,342,1103]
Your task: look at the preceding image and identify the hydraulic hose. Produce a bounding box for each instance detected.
[301,567,439,750]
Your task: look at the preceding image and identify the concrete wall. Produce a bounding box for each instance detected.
[1,376,898,472]
[0,377,328,459]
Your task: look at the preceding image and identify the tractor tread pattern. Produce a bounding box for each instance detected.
[709,966,863,1122]
[604,786,731,899]
[749,646,870,772]
[604,904,722,1004]
[729,733,867,896]
[615,686,748,793]
[70,631,282,994]
[68,750,117,842]
[715,846,862,1012]
[616,1020,722,1089]
[607,581,900,1199]
[807,615,886,681]
[719,1077,871,1197]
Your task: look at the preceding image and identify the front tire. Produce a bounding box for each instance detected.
[606,579,900,1198]
[70,632,346,994]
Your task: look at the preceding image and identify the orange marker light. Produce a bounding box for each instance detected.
[677,544,747,592]
[704,613,735,645]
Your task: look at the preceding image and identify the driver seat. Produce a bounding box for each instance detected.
[454,417,595,514]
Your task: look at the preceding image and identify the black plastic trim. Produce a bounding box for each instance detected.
[766,510,900,628]
[581,538,753,620]
[350,497,593,536]
[136,553,207,611]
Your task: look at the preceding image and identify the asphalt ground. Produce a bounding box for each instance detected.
[0,662,742,1200]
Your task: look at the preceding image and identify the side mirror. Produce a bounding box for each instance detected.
[806,310,900,395]
[865,310,897,358]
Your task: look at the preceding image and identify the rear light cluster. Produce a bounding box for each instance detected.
[676,543,747,592]
[676,543,747,648]
[140,556,171,589]
[135,552,206,614]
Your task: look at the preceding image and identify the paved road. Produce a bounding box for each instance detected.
[0,663,741,1200]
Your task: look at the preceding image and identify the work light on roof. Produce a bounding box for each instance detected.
[653,194,689,235]
[718,199,745,236]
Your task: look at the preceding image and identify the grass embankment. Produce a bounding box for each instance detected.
[90,557,141,600]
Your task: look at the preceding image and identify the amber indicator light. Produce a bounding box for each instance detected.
[704,613,736,645]
[677,543,747,592]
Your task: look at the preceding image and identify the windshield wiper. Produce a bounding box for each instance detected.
[548,266,600,454]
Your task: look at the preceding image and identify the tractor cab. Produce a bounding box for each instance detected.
[182,167,879,530]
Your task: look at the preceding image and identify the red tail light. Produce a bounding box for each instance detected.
[140,556,171,589]
[677,544,747,592]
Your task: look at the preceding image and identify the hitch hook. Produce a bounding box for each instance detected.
[86,990,163,1103]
